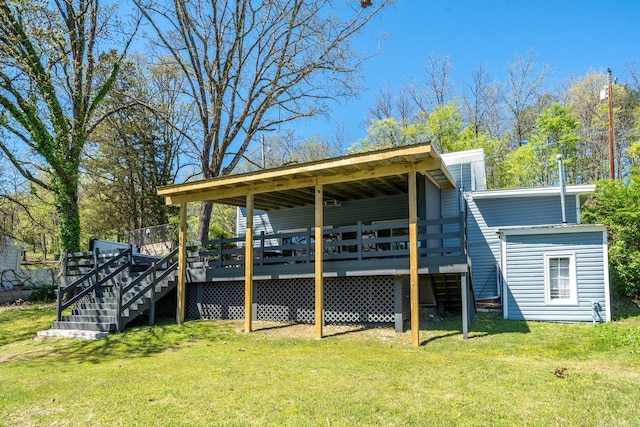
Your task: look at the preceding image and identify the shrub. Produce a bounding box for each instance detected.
[28,284,58,303]
[583,178,640,298]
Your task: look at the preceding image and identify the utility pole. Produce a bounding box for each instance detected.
[607,68,615,180]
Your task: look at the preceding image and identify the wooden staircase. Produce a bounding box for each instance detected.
[43,247,178,337]
[431,272,476,314]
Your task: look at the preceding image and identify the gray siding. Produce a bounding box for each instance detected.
[1,238,21,271]
[503,230,607,322]
[238,194,410,236]
[441,162,469,219]
[467,195,579,300]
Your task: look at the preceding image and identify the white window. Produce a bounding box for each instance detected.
[544,253,577,305]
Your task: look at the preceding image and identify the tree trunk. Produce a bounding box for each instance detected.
[54,176,81,253]
[198,201,213,244]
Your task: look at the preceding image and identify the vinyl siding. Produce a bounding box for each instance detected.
[467,195,579,300]
[503,230,607,322]
[238,194,411,237]
[441,162,469,218]
[1,238,21,271]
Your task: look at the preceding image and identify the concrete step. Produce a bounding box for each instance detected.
[37,329,110,340]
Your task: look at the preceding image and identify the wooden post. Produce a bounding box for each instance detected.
[408,170,420,346]
[315,184,324,339]
[245,194,254,333]
[176,203,188,325]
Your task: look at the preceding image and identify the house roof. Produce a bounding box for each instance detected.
[158,142,456,211]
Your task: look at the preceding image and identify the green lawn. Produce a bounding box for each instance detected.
[1,304,639,426]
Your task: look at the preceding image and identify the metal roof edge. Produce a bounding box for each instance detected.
[470,184,596,199]
[497,223,607,236]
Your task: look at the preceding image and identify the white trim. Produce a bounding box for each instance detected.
[498,224,607,236]
[441,149,487,191]
[575,194,581,224]
[470,184,596,200]
[544,252,578,306]
[501,235,508,319]
[236,207,242,238]
[441,148,484,165]
[602,229,612,322]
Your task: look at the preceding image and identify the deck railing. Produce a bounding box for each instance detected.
[191,215,467,270]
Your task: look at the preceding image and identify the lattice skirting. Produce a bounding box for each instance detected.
[186,276,400,325]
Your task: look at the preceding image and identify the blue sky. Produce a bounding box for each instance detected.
[299,0,640,147]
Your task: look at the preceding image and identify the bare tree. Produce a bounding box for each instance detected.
[368,83,418,126]
[499,50,550,147]
[134,0,394,242]
[463,65,502,138]
[422,53,455,110]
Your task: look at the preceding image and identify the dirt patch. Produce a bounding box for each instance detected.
[0,300,53,313]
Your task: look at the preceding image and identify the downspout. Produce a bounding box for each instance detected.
[557,154,567,224]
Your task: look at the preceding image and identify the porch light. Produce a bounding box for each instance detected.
[323,199,341,208]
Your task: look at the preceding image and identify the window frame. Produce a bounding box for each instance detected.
[544,252,578,305]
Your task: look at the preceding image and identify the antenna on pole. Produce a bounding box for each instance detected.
[261,135,265,169]
[607,68,615,180]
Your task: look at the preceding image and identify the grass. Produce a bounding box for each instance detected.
[1,305,639,426]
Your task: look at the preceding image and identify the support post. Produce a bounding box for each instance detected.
[149,261,156,326]
[408,170,420,346]
[394,277,405,333]
[245,194,254,333]
[315,183,324,339]
[461,272,469,340]
[176,203,188,325]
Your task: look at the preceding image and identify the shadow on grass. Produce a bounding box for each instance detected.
[418,311,531,346]
[611,295,640,321]
[15,316,236,365]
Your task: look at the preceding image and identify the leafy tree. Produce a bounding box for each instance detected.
[348,116,429,153]
[81,56,186,242]
[583,178,640,298]
[134,0,394,243]
[0,0,136,252]
[425,101,468,152]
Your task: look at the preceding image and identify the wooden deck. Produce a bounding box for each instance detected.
[185,216,470,282]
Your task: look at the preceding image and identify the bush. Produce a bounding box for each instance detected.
[583,178,640,298]
[28,284,58,303]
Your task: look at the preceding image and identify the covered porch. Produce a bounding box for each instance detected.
[157,143,473,345]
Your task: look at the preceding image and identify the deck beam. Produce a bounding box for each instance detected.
[314,183,324,339]
[176,203,187,325]
[408,171,420,346]
[245,194,254,333]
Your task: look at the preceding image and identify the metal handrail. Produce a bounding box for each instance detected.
[57,248,132,321]
[116,248,179,331]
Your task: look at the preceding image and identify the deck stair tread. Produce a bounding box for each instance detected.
[42,249,178,339]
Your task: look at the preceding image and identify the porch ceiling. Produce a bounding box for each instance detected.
[158,142,456,211]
